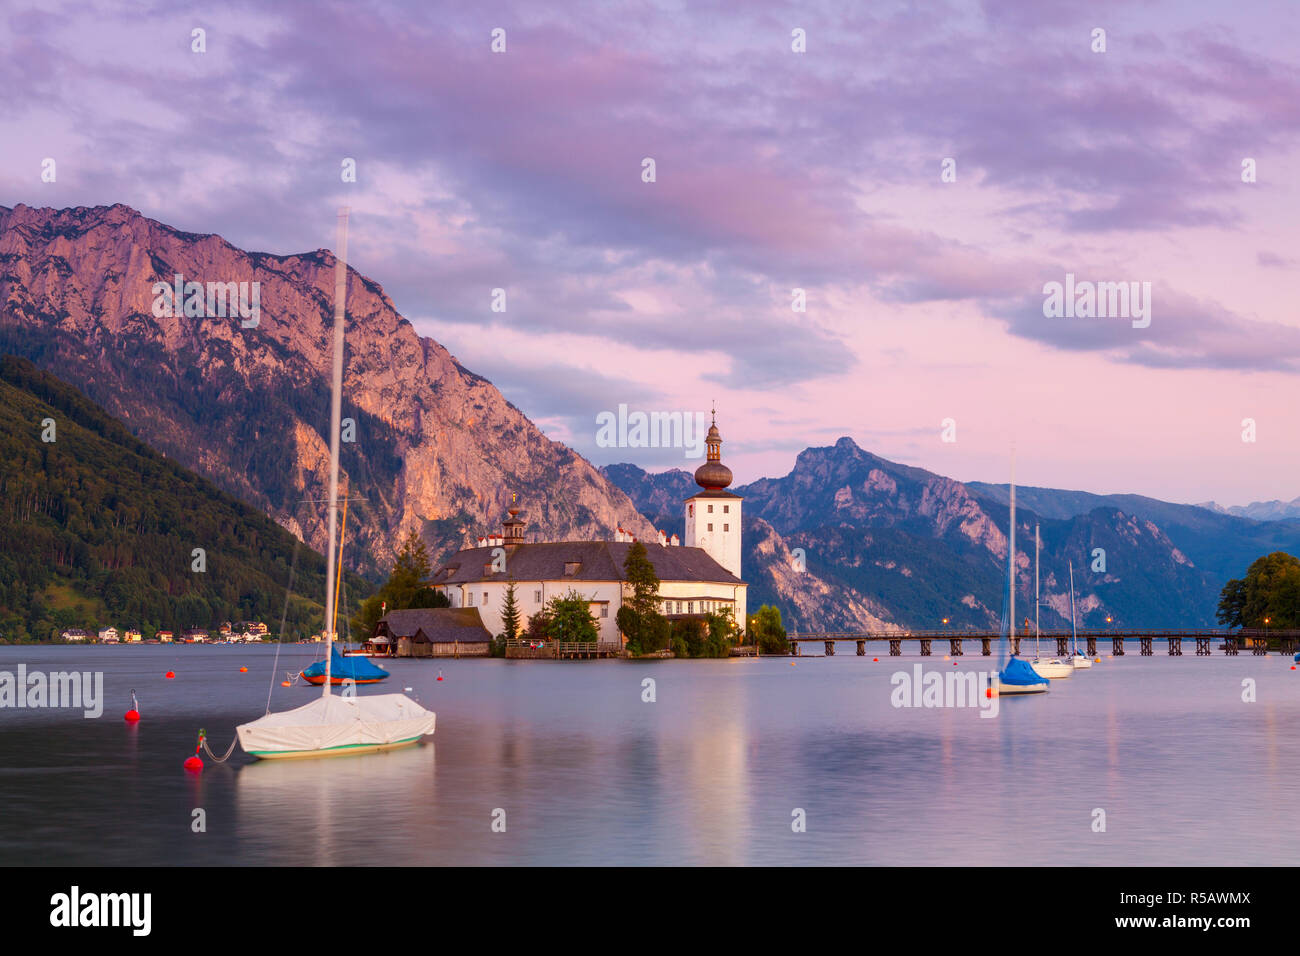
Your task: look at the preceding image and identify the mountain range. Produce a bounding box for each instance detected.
[0,203,656,578]
[605,440,1300,631]
[2,202,1295,635]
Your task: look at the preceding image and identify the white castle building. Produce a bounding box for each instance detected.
[429,413,747,644]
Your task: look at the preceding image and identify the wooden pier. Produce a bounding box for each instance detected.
[786,629,1299,657]
[504,640,622,659]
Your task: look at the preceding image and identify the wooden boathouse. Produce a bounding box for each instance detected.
[374,607,494,658]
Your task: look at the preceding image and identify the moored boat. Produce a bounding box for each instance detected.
[234,208,434,761]
[301,645,391,685]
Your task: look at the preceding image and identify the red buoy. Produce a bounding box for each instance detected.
[239,667,247,673]
[165,671,175,679]
[125,709,141,722]
[185,729,205,771]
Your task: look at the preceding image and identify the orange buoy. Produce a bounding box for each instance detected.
[872,657,878,662]
[165,671,175,679]
[239,667,247,673]
[281,679,292,686]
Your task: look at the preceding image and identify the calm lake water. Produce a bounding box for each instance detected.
[1,644,1297,866]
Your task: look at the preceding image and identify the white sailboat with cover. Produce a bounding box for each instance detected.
[1029,522,1073,680]
[236,208,435,760]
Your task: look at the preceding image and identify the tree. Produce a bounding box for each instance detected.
[525,608,552,642]
[386,529,433,608]
[499,579,521,640]
[618,541,668,654]
[1216,577,1246,628]
[543,589,599,643]
[1219,552,1300,630]
[747,604,789,654]
[348,530,446,639]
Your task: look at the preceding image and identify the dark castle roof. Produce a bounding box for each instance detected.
[430,541,743,587]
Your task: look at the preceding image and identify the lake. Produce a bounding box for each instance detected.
[1,644,1296,865]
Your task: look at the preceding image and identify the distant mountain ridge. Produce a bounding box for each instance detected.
[1195,498,1300,522]
[605,439,1300,631]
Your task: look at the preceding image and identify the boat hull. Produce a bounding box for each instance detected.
[1069,655,1092,669]
[300,674,387,685]
[994,679,1049,695]
[237,694,436,760]
[246,736,426,760]
[1031,659,1074,679]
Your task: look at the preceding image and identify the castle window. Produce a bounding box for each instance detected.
[534,590,542,603]
[564,561,581,576]
[724,523,729,532]
[724,505,729,513]
[707,523,713,532]
[601,606,609,618]
[483,592,489,605]
[687,602,694,614]
[708,504,714,513]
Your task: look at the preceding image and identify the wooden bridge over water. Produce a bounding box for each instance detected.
[786,629,1300,658]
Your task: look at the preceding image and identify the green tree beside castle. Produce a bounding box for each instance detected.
[747,604,789,654]
[1216,552,1300,630]
[349,529,448,641]
[616,541,669,655]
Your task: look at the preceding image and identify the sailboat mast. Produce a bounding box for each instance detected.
[1035,522,1040,657]
[1069,561,1078,655]
[322,206,350,698]
[1009,454,1015,653]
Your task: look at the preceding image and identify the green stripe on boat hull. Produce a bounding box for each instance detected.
[249,735,427,760]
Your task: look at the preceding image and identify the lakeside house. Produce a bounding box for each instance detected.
[97,627,119,644]
[157,631,174,643]
[60,628,89,642]
[124,629,142,643]
[182,628,209,643]
[374,607,494,657]
[427,413,747,648]
[220,621,269,641]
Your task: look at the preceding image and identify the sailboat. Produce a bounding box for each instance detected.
[995,462,1049,695]
[1067,562,1092,668]
[235,208,435,760]
[1029,522,1073,680]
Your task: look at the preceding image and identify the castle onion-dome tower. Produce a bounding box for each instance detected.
[684,408,742,579]
[693,415,733,491]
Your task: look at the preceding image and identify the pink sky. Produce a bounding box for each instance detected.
[1,0,1298,504]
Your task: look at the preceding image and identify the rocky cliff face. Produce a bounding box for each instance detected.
[0,202,656,573]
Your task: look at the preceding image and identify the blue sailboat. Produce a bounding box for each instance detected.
[995,460,1049,695]
[302,645,390,685]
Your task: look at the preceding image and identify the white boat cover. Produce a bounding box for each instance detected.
[237,693,436,756]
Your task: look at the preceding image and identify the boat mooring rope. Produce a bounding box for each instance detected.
[199,729,239,763]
